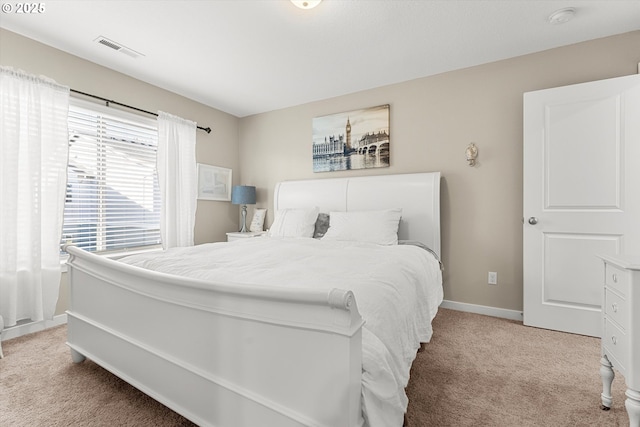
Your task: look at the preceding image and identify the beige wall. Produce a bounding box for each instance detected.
[239,31,640,313]
[0,29,241,315]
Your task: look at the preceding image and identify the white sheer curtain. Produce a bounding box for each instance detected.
[0,66,70,328]
[157,111,197,249]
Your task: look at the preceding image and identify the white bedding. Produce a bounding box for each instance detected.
[120,237,443,427]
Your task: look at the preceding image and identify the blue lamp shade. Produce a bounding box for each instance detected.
[231,186,256,205]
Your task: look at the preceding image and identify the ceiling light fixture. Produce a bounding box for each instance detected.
[290,0,322,10]
[548,7,576,25]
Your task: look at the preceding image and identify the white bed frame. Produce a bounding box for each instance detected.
[65,172,441,427]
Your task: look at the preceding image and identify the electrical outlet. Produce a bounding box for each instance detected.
[488,271,498,285]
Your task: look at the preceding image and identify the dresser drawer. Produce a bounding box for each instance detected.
[605,263,629,297]
[604,288,628,330]
[603,318,628,372]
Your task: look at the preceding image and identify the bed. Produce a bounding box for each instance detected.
[65,172,443,427]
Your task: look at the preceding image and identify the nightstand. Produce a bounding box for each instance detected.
[226,231,267,242]
[598,254,640,427]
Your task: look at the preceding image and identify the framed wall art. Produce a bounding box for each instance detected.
[312,104,390,173]
[197,164,232,201]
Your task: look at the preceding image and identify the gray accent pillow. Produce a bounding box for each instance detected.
[313,213,330,238]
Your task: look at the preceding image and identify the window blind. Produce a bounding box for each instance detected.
[62,99,161,254]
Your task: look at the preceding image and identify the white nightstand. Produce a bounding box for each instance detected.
[599,254,640,427]
[226,231,267,242]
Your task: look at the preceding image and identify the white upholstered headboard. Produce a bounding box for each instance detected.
[273,172,441,258]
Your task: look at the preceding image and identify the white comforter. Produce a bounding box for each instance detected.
[120,237,443,427]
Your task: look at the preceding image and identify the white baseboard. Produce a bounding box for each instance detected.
[440,299,523,321]
[1,313,68,341]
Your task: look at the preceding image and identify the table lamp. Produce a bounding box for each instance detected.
[231,185,256,232]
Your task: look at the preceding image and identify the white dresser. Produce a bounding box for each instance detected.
[599,254,640,427]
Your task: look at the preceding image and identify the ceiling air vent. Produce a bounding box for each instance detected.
[94,36,144,59]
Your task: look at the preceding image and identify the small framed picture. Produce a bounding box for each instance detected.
[197,164,232,201]
[250,208,267,232]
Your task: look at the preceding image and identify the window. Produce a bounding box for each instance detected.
[61,99,161,254]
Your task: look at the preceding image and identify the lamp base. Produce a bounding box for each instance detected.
[239,205,249,232]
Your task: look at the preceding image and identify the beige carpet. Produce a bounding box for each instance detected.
[0,308,629,426]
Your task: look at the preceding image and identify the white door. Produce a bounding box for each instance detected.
[523,74,640,337]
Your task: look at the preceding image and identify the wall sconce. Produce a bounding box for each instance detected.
[465,143,478,166]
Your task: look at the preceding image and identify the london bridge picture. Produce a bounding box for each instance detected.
[312,104,389,172]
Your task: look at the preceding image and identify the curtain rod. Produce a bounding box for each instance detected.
[70,89,212,134]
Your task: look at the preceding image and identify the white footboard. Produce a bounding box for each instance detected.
[65,245,365,427]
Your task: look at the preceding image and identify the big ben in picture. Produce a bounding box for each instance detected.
[346,117,352,151]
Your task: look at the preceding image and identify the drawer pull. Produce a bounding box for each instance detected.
[611,336,617,345]
[611,303,618,312]
[612,273,617,283]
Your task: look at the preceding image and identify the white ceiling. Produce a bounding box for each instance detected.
[1,1,639,117]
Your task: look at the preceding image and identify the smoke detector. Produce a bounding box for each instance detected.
[548,8,576,25]
[94,36,144,59]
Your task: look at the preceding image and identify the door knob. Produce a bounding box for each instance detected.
[528,217,538,225]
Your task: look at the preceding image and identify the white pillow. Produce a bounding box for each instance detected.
[268,207,319,238]
[321,208,402,245]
